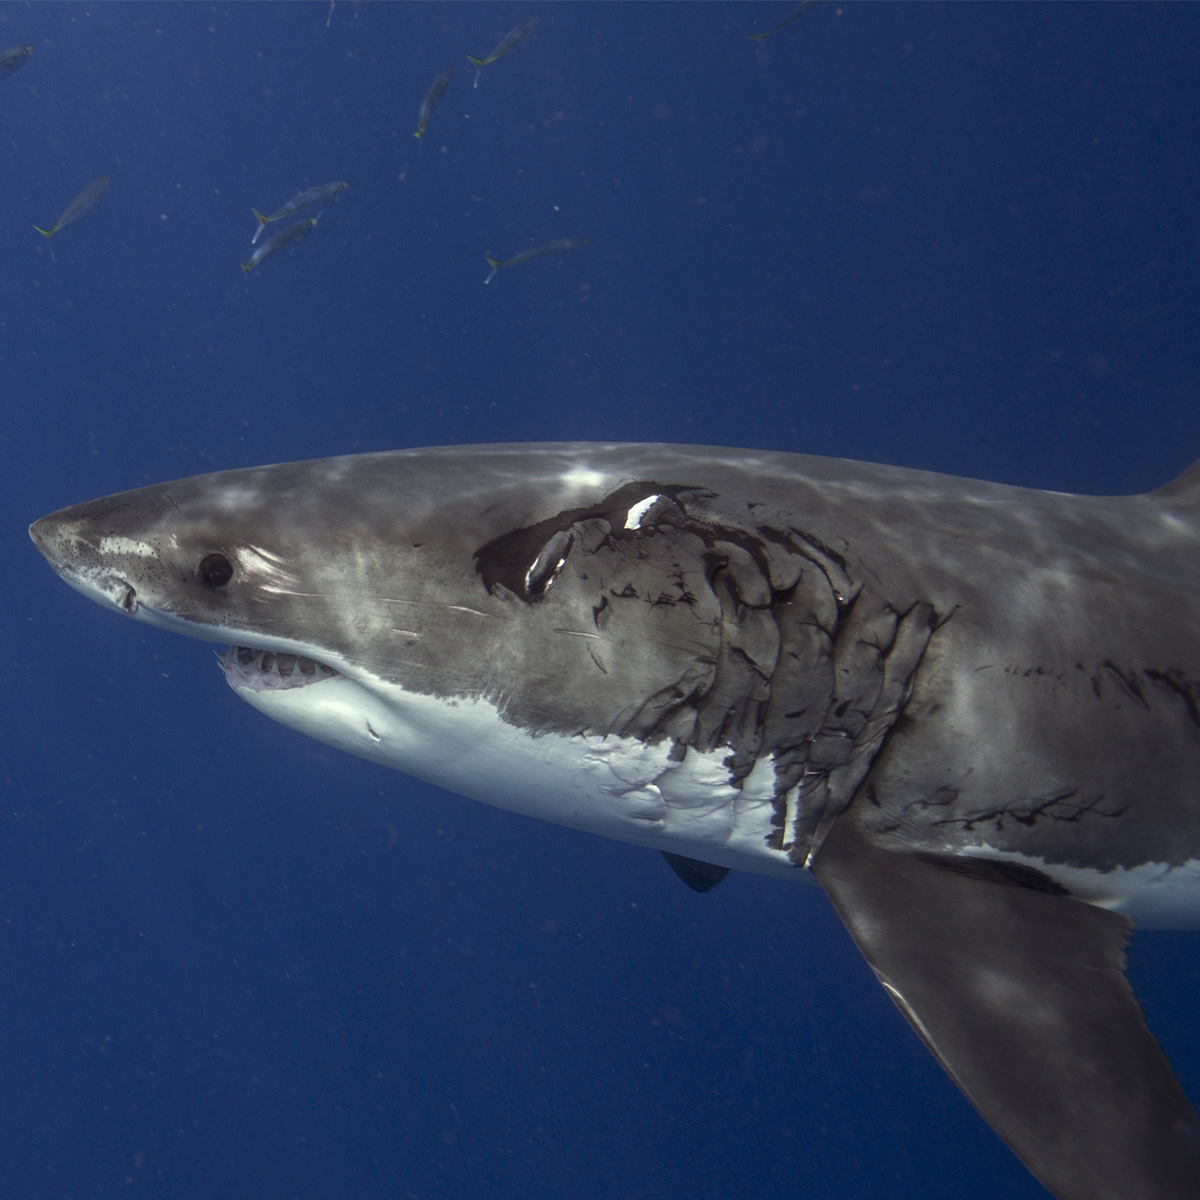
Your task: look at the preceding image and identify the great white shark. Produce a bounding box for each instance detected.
[28,442,1200,1199]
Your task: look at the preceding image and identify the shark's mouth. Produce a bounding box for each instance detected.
[218,646,340,693]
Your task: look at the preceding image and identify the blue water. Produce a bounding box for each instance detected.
[3,4,1199,1197]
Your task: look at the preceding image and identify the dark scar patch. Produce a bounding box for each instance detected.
[474,480,943,865]
[473,482,697,600]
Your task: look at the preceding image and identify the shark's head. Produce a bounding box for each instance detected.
[29,448,667,743]
[28,443,936,872]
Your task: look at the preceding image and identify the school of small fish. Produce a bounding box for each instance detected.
[7,6,819,280]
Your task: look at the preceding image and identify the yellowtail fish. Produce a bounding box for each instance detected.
[747,0,823,41]
[414,67,454,145]
[484,236,591,285]
[33,174,110,262]
[251,182,347,244]
[467,16,539,88]
[241,217,320,280]
[0,43,33,80]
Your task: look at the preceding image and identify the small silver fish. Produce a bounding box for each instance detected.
[467,16,539,88]
[484,236,591,285]
[0,43,33,80]
[241,217,320,279]
[251,182,347,244]
[415,67,454,145]
[747,0,823,41]
[33,174,110,262]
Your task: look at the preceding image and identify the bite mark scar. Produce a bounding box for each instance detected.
[930,788,1128,834]
[1143,668,1200,730]
[1102,659,1149,708]
[371,597,501,619]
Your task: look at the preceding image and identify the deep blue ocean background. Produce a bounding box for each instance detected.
[3,4,1199,1197]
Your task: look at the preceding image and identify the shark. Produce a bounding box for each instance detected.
[28,442,1200,1199]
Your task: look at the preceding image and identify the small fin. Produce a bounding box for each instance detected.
[1151,457,1200,512]
[811,814,1200,1199]
[660,851,730,894]
[484,257,500,285]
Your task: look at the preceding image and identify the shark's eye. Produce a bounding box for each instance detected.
[198,552,234,588]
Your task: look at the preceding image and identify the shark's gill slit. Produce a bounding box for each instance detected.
[218,645,339,693]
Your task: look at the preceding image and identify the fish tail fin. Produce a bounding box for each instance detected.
[484,258,500,285]
[746,32,769,40]
[240,262,252,276]
[467,56,484,87]
[33,226,55,261]
[250,209,268,243]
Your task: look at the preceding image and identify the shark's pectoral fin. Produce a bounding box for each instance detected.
[660,851,730,893]
[811,815,1200,1200]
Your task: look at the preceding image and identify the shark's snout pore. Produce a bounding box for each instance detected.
[29,510,95,589]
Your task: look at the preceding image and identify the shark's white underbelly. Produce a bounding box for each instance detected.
[956,845,1200,930]
[235,674,807,882]
[236,674,1200,926]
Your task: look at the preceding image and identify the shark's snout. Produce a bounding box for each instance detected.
[29,513,64,569]
[29,508,142,616]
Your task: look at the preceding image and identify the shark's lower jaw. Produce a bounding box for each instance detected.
[219,645,340,693]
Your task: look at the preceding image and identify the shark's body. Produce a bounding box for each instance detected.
[29,443,1200,1198]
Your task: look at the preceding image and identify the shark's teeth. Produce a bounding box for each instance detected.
[217,645,339,693]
